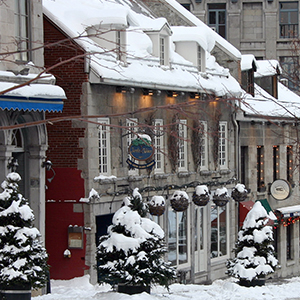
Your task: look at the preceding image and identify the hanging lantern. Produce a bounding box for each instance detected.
[192,185,210,206]
[148,195,165,216]
[170,190,189,212]
[231,183,248,202]
[213,187,230,207]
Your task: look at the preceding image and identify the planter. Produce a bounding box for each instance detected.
[170,191,189,212]
[213,195,230,206]
[239,278,265,287]
[0,283,31,300]
[192,193,210,206]
[117,284,150,295]
[231,189,247,202]
[148,204,165,216]
[170,196,189,212]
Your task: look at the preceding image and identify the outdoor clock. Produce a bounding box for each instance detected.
[270,179,292,201]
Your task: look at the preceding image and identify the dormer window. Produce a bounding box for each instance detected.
[86,26,127,63]
[144,23,172,66]
[173,40,205,72]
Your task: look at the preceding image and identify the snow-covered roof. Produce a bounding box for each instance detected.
[240,82,300,118]
[162,0,241,60]
[276,205,300,218]
[43,0,242,97]
[255,60,281,78]
[241,54,257,71]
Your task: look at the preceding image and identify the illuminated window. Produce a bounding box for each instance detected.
[257,146,265,192]
[273,145,280,181]
[98,118,111,175]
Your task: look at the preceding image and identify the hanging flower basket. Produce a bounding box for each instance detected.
[170,191,189,212]
[148,195,165,216]
[213,187,230,207]
[192,185,210,206]
[231,184,248,202]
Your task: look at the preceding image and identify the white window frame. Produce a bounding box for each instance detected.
[126,118,139,175]
[154,119,164,173]
[98,118,111,175]
[210,202,230,261]
[14,0,31,62]
[167,207,190,268]
[160,37,165,65]
[219,121,228,169]
[178,120,188,172]
[200,121,208,170]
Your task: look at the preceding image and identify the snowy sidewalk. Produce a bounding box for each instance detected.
[32,275,300,300]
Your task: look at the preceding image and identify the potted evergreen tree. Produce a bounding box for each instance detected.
[96,188,176,294]
[0,172,48,300]
[226,201,278,287]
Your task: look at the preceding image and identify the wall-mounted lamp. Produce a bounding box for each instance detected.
[42,159,56,183]
[189,92,200,99]
[7,157,19,172]
[142,89,154,96]
[116,86,135,94]
[167,91,179,97]
[42,160,52,171]
[63,249,71,259]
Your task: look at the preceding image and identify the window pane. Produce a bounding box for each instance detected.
[219,11,226,24]
[219,206,227,256]
[178,211,188,264]
[209,11,216,25]
[211,205,218,258]
[168,210,177,265]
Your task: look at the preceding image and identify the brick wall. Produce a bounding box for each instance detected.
[44,17,88,168]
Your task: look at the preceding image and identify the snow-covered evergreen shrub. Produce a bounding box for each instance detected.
[226,201,278,284]
[0,173,48,289]
[96,188,176,289]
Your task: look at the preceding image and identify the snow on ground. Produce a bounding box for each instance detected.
[33,274,300,300]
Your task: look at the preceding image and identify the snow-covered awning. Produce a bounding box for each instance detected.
[276,205,300,218]
[0,82,66,112]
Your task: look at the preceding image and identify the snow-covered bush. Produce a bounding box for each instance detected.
[96,188,176,289]
[226,201,278,285]
[0,173,48,289]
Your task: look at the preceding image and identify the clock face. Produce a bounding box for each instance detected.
[270,179,291,200]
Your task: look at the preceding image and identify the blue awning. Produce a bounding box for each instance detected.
[0,83,66,112]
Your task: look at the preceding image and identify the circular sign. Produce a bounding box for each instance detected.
[270,179,292,201]
[129,138,154,161]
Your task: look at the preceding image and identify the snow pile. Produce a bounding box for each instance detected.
[195,185,209,196]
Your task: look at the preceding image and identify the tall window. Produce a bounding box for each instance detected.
[273,145,280,181]
[178,120,188,171]
[116,30,121,60]
[208,4,226,39]
[198,45,202,71]
[126,118,138,175]
[287,145,293,184]
[241,146,248,186]
[154,119,164,173]
[219,122,228,169]
[160,37,165,65]
[14,0,30,61]
[98,118,111,175]
[280,56,299,91]
[168,209,188,266]
[200,121,208,170]
[257,146,265,192]
[279,2,298,38]
[211,203,227,258]
[287,224,293,260]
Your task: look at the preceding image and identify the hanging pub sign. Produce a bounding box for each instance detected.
[126,135,155,170]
